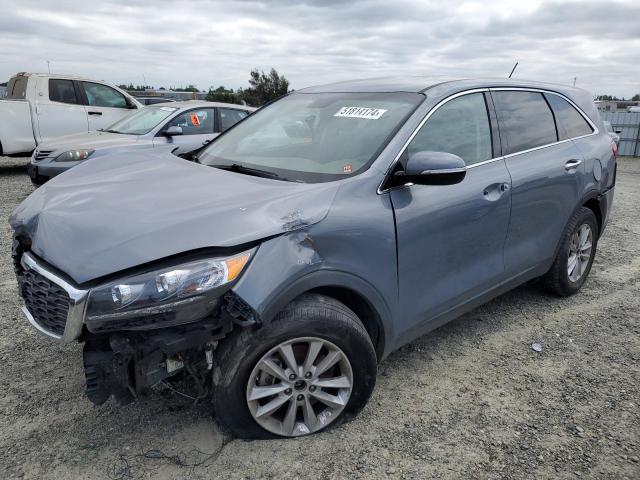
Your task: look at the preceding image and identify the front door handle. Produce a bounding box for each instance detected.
[88,111,103,116]
[564,159,582,171]
[483,182,510,200]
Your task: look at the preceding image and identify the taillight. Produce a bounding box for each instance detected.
[611,141,617,157]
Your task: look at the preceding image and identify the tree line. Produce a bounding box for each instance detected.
[596,94,640,101]
[118,68,290,107]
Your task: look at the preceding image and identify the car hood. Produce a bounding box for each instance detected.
[38,131,144,151]
[10,151,340,284]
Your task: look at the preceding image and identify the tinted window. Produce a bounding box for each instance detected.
[49,79,78,104]
[219,108,249,132]
[493,91,558,154]
[7,76,28,99]
[82,82,128,108]
[407,93,492,166]
[166,108,215,135]
[545,93,593,140]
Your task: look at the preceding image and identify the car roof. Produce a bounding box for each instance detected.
[299,77,599,122]
[300,76,589,95]
[148,100,256,111]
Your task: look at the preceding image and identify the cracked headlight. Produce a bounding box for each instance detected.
[54,149,95,162]
[85,250,253,327]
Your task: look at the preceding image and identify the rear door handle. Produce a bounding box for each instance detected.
[564,159,582,171]
[88,111,103,116]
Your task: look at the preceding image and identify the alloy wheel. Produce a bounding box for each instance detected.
[246,337,353,437]
[567,223,593,282]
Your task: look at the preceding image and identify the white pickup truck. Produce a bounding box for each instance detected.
[0,72,142,156]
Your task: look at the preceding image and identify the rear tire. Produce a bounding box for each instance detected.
[543,207,598,296]
[211,293,377,439]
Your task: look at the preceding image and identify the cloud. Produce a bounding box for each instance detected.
[0,0,638,97]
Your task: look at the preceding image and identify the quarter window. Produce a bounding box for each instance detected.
[82,82,128,108]
[166,109,215,135]
[49,79,78,104]
[219,108,249,132]
[492,91,558,154]
[407,93,492,166]
[544,94,593,140]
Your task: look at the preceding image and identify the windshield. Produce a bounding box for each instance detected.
[105,106,178,135]
[199,92,423,182]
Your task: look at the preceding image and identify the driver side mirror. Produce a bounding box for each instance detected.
[164,126,183,137]
[393,151,467,187]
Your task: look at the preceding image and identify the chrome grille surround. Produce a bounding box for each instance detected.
[18,252,87,342]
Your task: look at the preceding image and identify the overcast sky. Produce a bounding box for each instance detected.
[1,0,639,97]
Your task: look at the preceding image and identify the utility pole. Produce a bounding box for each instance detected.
[573,77,577,87]
[46,60,51,74]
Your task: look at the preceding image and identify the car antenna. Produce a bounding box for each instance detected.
[508,61,518,79]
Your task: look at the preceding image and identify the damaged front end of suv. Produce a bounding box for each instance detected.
[12,234,260,405]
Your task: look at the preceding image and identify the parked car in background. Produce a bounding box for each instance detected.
[27,100,255,184]
[0,72,142,156]
[135,96,177,105]
[603,120,621,146]
[11,78,615,439]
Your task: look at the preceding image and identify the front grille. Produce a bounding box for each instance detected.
[17,265,70,336]
[33,149,54,161]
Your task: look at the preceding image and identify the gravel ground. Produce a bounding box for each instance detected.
[0,156,638,480]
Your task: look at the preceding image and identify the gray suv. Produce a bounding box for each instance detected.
[10,77,616,439]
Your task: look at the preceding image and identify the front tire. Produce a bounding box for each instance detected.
[543,207,599,296]
[211,293,377,439]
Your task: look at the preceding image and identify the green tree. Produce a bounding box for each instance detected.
[174,85,200,93]
[632,93,640,102]
[240,68,290,106]
[206,86,242,104]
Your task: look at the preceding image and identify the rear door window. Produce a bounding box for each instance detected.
[49,79,79,104]
[219,108,249,132]
[81,82,128,108]
[492,91,558,154]
[544,93,593,140]
[407,92,492,166]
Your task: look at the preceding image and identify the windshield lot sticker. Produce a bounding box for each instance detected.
[342,164,353,173]
[334,107,387,120]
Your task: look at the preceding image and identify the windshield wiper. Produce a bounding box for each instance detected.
[211,163,285,180]
[102,129,122,134]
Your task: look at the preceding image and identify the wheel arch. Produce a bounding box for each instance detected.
[581,190,603,236]
[256,271,391,361]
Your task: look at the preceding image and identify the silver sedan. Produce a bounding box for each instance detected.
[27,100,255,185]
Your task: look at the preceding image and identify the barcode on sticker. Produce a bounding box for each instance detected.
[334,107,387,120]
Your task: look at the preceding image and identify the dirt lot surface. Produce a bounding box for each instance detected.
[0,156,638,480]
